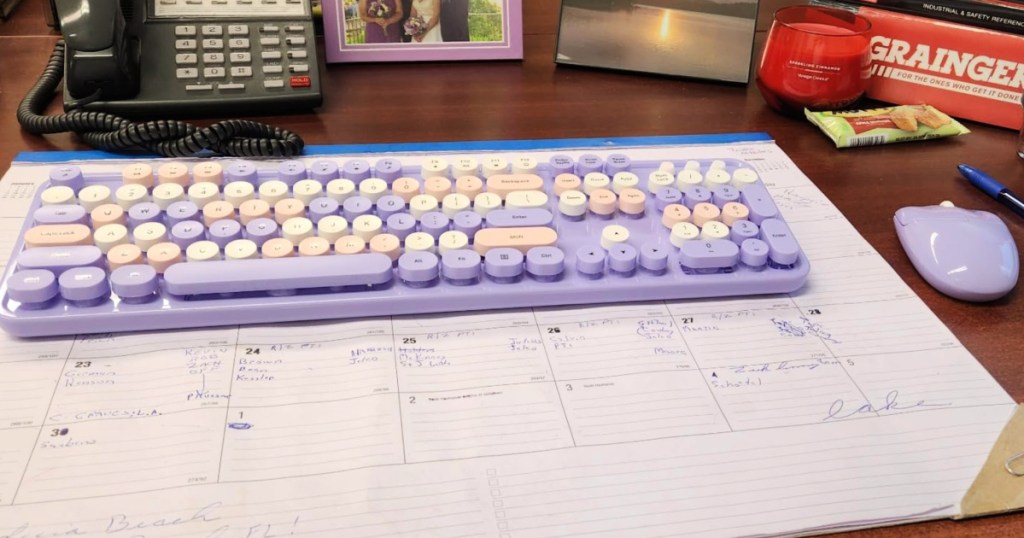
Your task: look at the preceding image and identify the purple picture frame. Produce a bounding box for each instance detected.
[322,0,523,63]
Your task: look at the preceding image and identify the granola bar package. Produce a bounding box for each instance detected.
[805,104,970,148]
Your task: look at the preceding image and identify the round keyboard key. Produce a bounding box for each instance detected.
[692,203,721,227]
[421,212,450,239]
[294,179,324,205]
[110,264,158,301]
[647,171,675,194]
[374,158,403,182]
[759,218,801,266]
[33,204,88,226]
[91,203,126,227]
[741,238,770,268]
[679,239,740,272]
[455,175,483,198]
[588,189,617,217]
[58,266,109,304]
[274,198,305,224]
[342,196,373,221]
[453,157,480,177]
[193,162,224,185]
[186,240,222,262]
[370,196,402,221]
[512,156,538,175]
[359,178,389,203]
[224,161,258,183]
[473,192,502,216]
[576,154,603,175]
[307,197,340,223]
[187,182,219,208]
[441,249,481,284]
[710,160,727,170]
[438,230,469,254]
[369,233,402,261]
[684,160,701,171]
[424,177,452,201]
[239,199,272,225]
[153,183,186,209]
[298,236,331,257]
[115,184,149,209]
[317,215,350,243]
[639,243,669,273]
[600,224,630,250]
[392,177,421,202]
[243,218,279,247]
[282,217,315,244]
[342,159,371,181]
[732,168,759,188]
[208,219,244,247]
[721,202,750,226]
[224,239,258,261]
[277,160,306,186]
[157,163,190,186]
[575,246,606,278]
[132,222,169,251]
[8,269,58,306]
[452,211,483,236]
[526,246,564,280]
[405,232,435,253]
[607,244,638,275]
[203,200,236,226]
[655,187,682,211]
[352,214,383,241]
[122,164,154,188]
[711,185,741,206]
[548,154,574,174]
[676,169,703,189]
[128,202,163,227]
[661,204,691,229]
[386,213,416,240]
[730,219,759,243]
[334,235,366,255]
[506,191,548,210]
[583,172,610,195]
[147,242,183,272]
[93,223,129,253]
[107,243,144,270]
[482,156,509,178]
[78,185,113,211]
[326,178,356,203]
[683,186,712,209]
[618,188,646,217]
[670,222,700,248]
[398,251,440,286]
[553,173,582,195]
[41,186,76,206]
[258,180,290,206]
[409,194,439,220]
[310,159,340,182]
[606,153,631,175]
[700,221,730,240]
[484,247,524,282]
[261,237,294,259]
[422,157,450,177]
[49,165,84,192]
[442,193,471,217]
[611,172,640,194]
[166,201,200,226]
[705,169,731,187]
[171,220,206,248]
[558,191,587,219]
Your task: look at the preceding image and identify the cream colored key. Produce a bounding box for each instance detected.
[721,202,750,226]
[473,226,557,255]
[122,163,154,188]
[298,236,331,257]
[658,161,676,173]
[224,239,259,260]
[259,180,290,205]
[239,199,271,224]
[709,160,727,171]
[473,192,502,216]
[93,223,129,253]
[661,204,691,229]
[701,221,730,240]
[558,190,587,218]
[153,183,186,209]
[107,243,144,270]
[486,174,544,199]
[505,191,548,210]
[442,193,471,217]
[670,222,700,248]
[223,181,255,207]
[421,157,449,177]
[316,215,349,243]
[583,172,611,195]
[157,162,190,186]
[647,171,675,194]
[676,170,703,189]
[193,162,224,185]
[683,160,701,171]
[358,178,388,202]
[553,173,582,195]
[452,157,479,176]
[203,200,236,226]
[705,169,731,187]
[409,194,439,220]
[352,214,383,241]
[274,198,305,224]
[326,178,356,202]
[292,179,323,205]
[147,241,183,272]
[282,217,314,244]
[424,177,452,201]
[454,176,483,198]
[481,156,509,178]
[611,172,640,194]
[600,224,630,250]
[438,230,469,254]
[511,156,538,175]
[334,235,366,255]
[24,224,92,249]
[369,233,401,260]
[732,168,759,188]
[41,186,76,206]
[404,232,435,253]
[132,222,168,252]
[261,238,294,259]
[115,184,149,209]
[187,182,220,207]
[90,204,126,227]
[691,202,721,227]
[78,185,113,211]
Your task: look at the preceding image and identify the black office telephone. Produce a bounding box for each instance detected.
[17,0,324,157]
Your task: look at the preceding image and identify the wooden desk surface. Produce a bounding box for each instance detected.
[1,0,1022,535]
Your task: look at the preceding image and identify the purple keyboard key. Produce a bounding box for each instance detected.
[607,244,638,275]
[741,239,770,268]
[526,246,564,280]
[486,209,553,228]
[397,251,439,287]
[441,249,481,284]
[110,264,159,301]
[277,160,307,186]
[420,212,450,239]
[49,166,84,192]
[655,188,682,211]
[576,246,605,278]
[165,253,393,295]
[730,220,759,243]
[484,248,524,282]
[307,197,340,223]
[33,205,88,226]
[7,269,58,306]
[171,220,206,248]
[343,159,371,181]
[166,201,200,226]
[452,211,482,237]
[128,202,163,227]
[208,220,243,248]
[549,155,574,175]
[683,186,712,209]
[342,196,373,221]
[740,182,780,224]
[225,161,258,183]
[386,213,416,240]
[712,185,740,205]
[679,240,740,270]
[639,243,669,273]
[759,218,800,266]
[310,160,340,182]
[244,218,279,247]
[17,246,103,276]
[606,153,631,175]
[374,158,403,183]
[577,154,603,175]
[58,266,109,303]
[376,195,406,219]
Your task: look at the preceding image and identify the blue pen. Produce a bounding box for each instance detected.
[958,164,1024,219]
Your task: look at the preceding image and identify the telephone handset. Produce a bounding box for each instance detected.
[17,0,324,157]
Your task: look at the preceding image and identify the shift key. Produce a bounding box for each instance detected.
[474,227,557,255]
[17,246,104,276]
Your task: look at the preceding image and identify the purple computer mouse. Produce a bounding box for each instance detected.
[894,202,1019,302]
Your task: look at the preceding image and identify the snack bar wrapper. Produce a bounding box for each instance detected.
[805,105,970,148]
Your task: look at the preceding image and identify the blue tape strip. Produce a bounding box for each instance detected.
[13,133,774,163]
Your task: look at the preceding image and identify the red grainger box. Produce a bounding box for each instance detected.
[823,2,1024,130]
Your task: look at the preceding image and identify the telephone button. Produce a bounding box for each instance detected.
[203,53,225,64]
[285,37,306,46]
[228,25,249,36]
[185,84,214,92]
[218,83,245,91]
[203,67,226,79]
[261,51,282,60]
[228,38,250,50]
[289,64,309,73]
[201,25,223,36]
[175,39,197,50]
[175,53,197,65]
[286,25,304,33]
[229,52,252,63]
[262,65,283,74]
[175,26,197,37]
[287,50,307,59]
[290,76,311,88]
[260,25,280,33]
[260,37,281,47]
[202,39,224,50]
[230,66,253,78]
[264,80,285,89]
[176,68,199,79]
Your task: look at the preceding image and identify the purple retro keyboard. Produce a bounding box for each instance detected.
[0,136,810,337]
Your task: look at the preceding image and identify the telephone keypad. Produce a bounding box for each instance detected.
[201,25,223,36]
[176,68,199,79]
[175,26,197,37]
[203,67,226,78]
[203,53,225,64]
[229,38,249,49]
[230,52,251,63]
[228,25,249,35]
[202,39,224,50]
[175,39,197,50]
[231,66,253,77]
[176,53,198,65]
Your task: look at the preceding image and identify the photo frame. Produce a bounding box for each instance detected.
[322,0,523,63]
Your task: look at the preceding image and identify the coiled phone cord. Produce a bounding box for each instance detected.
[17,40,306,158]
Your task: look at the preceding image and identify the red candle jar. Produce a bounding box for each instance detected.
[756,5,872,115]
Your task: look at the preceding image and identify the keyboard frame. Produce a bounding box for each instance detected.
[0,135,810,337]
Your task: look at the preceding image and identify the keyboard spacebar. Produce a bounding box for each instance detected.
[163,254,394,295]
